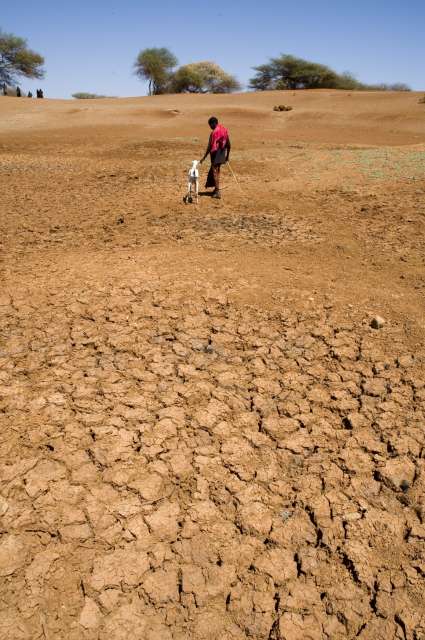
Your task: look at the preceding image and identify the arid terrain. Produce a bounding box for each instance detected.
[0,90,424,639]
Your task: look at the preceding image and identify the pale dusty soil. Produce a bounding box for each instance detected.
[0,90,425,639]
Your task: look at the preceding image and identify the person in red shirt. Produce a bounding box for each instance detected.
[200,117,231,199]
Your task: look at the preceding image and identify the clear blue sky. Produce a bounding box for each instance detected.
[2,0,424,98]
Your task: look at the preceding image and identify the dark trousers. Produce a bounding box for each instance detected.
[206,164,221,191]
[205,149,226,191]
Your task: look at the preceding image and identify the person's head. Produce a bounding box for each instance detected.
[208,117,219,130]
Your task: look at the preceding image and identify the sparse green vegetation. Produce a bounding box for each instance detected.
[172,61,240,94]
[134,49,240,95]
[134,47,178,95]
[72,92,114,99]
[0,29,44,85]
[250,54,411,92]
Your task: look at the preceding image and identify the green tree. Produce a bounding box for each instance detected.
[334,71,364,90]
[134,47,177,95]
[0,30,44,85]
[250,54,340,91]
[250,54,411,92]
[249,63,275,91]
[172,61,240,94]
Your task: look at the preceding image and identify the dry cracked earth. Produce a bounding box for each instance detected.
[1,91,425,639]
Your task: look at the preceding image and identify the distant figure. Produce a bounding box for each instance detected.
[2,83,7,96]
[200,117,231,199]
[27,91,33,98]
[16,86,21,97]
[36,88,44,99]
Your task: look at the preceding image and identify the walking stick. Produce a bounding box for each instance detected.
[227,162,243,192]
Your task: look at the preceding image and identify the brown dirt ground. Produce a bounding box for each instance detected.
[0,89,425,640]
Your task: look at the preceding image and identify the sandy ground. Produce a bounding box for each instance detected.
[0,90,425,639]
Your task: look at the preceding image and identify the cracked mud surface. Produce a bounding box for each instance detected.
[1,91,425,639]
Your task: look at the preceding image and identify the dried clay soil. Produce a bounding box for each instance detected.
[0,90,425,639]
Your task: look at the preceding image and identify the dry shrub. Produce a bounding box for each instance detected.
[273,104,293,112]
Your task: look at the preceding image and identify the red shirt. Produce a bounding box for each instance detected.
[210,124,229,153]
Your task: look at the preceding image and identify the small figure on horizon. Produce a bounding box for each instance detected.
[27,91,33,98]
[2,83,7,96]
[200,117,231,199]
[16,86,21,97]
[36,88,44,99]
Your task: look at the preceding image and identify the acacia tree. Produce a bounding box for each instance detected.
[134,47,177,95]
[172,62,240,94]
[248,63,275,91]
[0,30,44,85]
[250,54,340,90]
[250,54,411,92]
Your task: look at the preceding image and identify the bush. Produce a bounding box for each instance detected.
[72,93,114,99]
[273,105,293,111]
[387,83,411,92]
[365,82,411,91]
